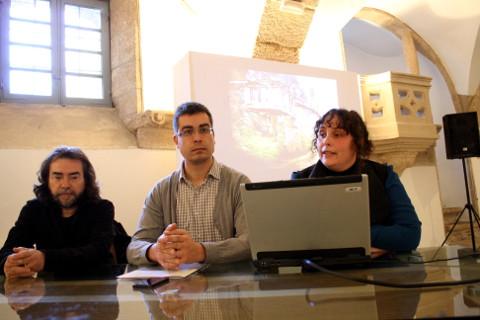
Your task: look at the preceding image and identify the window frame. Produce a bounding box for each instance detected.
[0,0,111,106]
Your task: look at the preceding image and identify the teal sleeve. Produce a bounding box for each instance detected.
[370,166,422,251]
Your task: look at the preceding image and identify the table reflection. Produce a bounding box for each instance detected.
[372,265,426,319]
[141,274,253,319]
[459,251,480,308]
[1,248,480,319]
[254,273,378,319]
[464,285,480,307]
[2,276,119,320]
[139,261,427,320]
[253,260,426,319]
[4,277,45,312]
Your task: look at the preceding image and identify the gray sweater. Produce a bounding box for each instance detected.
[127,164,251,265]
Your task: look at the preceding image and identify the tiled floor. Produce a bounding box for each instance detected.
[443,207,480,248]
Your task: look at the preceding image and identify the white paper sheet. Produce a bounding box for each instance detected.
[118,263,203,279]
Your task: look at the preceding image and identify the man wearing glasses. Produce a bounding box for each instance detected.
[127,102,251,269]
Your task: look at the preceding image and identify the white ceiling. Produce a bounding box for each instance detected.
[342,19,402,57]
[160,0,479,96]
[332,0,480,94]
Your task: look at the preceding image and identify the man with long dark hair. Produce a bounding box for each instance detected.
[0,146,115,278]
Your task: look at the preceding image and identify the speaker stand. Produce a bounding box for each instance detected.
[433,158,480,259]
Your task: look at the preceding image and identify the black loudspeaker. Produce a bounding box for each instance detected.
[442,112,480,159]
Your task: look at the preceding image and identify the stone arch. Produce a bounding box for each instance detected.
[354,7,463,113]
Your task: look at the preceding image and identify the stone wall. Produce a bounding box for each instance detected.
[0,0,140,149]
[0,103,136,149]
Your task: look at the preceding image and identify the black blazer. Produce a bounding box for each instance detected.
[0,199,115,273]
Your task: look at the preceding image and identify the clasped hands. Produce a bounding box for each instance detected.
[148,223,205,270]
[4,247,45,279]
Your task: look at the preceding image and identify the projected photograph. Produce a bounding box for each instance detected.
[229,70,338,168]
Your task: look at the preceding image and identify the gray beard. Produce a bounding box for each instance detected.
[52,193,82,209]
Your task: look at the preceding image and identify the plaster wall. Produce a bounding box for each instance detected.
[0,149,177,241]
[401,165,445,247]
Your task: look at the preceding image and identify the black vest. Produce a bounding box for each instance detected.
[291,159,391,225]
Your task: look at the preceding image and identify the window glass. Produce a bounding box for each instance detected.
[10,0,50,22]
[10,70,52,96]
[10,20,51,46]
[2,0,110,104]
[10,45,52,70]
[65,75,103,99]
[65,51,102,75]
[64,4,101,29]
[65,27,101,52]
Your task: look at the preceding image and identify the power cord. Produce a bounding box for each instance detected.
[303,259,480,288]
[403,253,480,264]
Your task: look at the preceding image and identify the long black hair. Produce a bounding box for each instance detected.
[34,146,100,203]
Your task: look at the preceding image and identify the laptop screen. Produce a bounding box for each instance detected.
[240,174,371,269]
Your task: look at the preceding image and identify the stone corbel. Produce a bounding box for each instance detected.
[361,72,440,174]
[125,110,175,149]
[369,137,437,175]
[370,150,418,175]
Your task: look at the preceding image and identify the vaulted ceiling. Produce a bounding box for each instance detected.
[141,0,479,110]
[250,0,479,95]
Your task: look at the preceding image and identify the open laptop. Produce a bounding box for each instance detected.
[240,174,371,269]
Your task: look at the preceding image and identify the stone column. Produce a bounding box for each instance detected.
[110,0,174,149]
[253,0,319,63]
[110,0,142,120]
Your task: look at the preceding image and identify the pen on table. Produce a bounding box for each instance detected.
[32,243,38,278]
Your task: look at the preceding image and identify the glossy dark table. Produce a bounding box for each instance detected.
[1,246,480,319]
